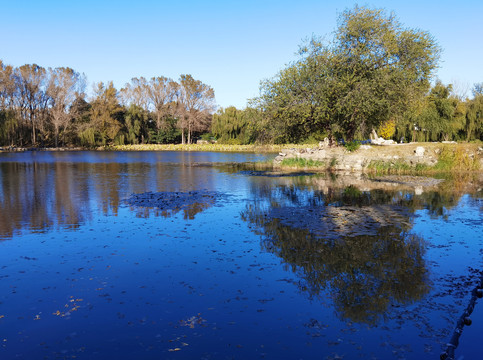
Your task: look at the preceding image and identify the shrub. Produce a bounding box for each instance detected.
[344,140,361,152]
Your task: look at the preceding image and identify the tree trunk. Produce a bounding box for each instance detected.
[188,121,191,144]
[54,126,59,148]
[31,114,36,146]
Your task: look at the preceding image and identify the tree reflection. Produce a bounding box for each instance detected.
[242,183,430,324]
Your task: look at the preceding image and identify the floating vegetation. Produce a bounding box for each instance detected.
[124,191,230,219]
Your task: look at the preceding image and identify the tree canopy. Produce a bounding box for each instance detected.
[254,6,441,143]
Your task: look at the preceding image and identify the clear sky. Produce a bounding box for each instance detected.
[1,0,482,109]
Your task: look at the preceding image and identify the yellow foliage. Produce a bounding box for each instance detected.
[378,119,396,140]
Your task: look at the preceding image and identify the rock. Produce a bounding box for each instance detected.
[370,129,379,141]
[319,137,330,148]
[414,147,425,156]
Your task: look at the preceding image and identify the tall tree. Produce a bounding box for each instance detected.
[87,82,124,146]
[178,74,215,144]
[146,76,179,131]
[466,83,483,141]
[0,61,18,145]
[47,67,85,147]
[14,64,48,145]
[255,6,440,143]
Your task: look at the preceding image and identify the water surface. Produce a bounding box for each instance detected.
[0,151,482,359]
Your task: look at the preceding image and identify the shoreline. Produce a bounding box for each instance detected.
[1,143,482,175]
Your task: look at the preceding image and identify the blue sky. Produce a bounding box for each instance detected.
[1,0,482,109]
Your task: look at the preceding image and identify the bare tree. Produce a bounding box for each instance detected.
[120,77,149,110]
[146,76,179,130]
[178,74,215,144]
[14,64,48,145]
[47,67,85,147]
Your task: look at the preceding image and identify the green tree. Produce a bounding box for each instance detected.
[466,83,483,141]
[124,104,148,144]
[87,82,124,146]
[211,106,252,144]
[255,6,440,143]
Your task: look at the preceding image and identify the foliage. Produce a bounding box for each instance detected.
[466,85,483,141]
[253,6,440,143]
[343,140,361,152]
[211,106,253,144]
[433,146,480,172]
[378,118,396,140]
[280,157,326,168]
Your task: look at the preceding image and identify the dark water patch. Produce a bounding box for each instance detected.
[124,190,231,220]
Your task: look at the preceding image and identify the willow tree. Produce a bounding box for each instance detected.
[466,83,483,141]
[256,6,440,143]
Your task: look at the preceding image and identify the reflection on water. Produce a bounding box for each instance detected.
[241,184,429,324]
[0,151,482,360]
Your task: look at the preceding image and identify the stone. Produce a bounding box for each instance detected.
[414,146,425,156]
[319,137,330,148]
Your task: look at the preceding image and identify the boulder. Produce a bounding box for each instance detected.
[414,147,425,157]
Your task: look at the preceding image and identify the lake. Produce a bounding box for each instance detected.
[0,151,482,360]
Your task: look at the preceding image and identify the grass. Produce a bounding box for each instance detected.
[280,157,326,168]
[367,144,480,175]
[107,143,310,153]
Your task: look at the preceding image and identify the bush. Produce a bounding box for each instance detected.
[344,140,361,152]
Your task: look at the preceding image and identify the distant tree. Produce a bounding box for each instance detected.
[87,82,124,146]
[120,77,149,110]
[0,61,18,145]
[124,104,149,144]
[14,64,48,145]
[47,67,85,147]
[466,83,483,141]
[212,106,252,144]
[146,76,179,131]
[178,74,215,144]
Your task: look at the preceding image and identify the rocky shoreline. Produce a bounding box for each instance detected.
[273,142,483,172]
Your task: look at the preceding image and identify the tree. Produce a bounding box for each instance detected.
[255,6,440,143]
[14,64,48,145]
[466,83,483,141]
[0,61,18,145]
[120,77,149,110]
[87,82,124,146]
[211,106,252,144]
[147,76,179,131]
[178,74,215,144]
[47,67,85,147]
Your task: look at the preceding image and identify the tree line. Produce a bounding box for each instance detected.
[2,6,482,148]
[0,61,215,147]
